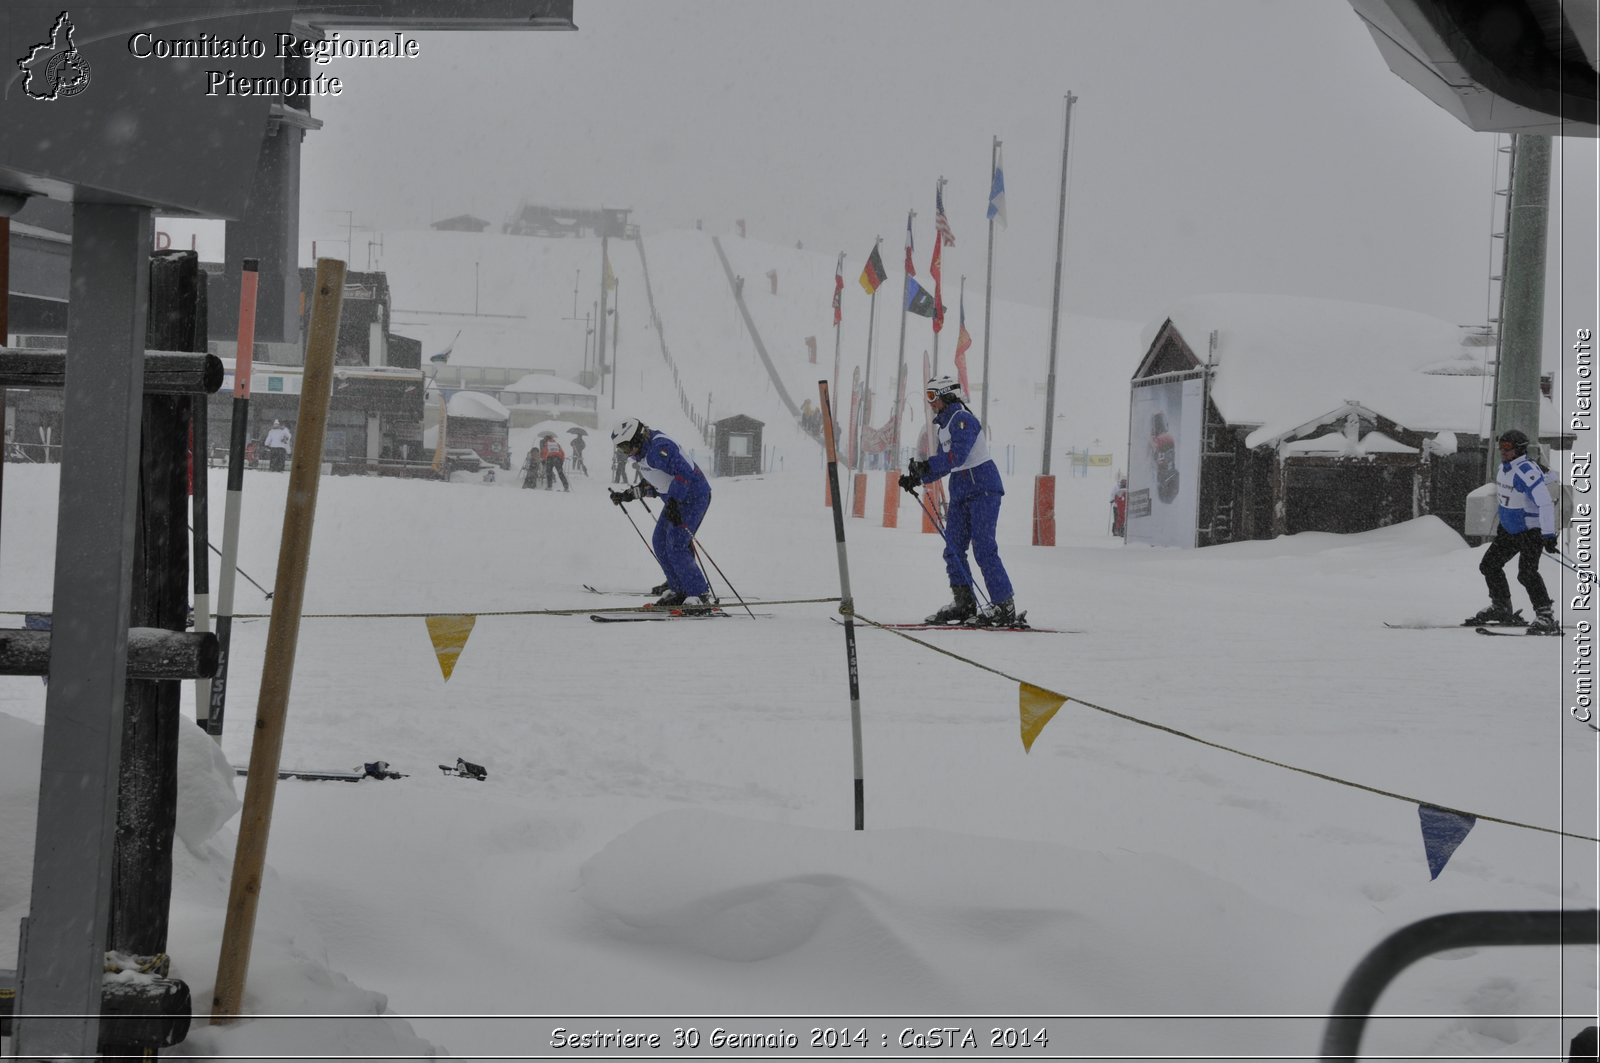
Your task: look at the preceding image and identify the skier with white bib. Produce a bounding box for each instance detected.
[899,375,1019,627]
[607,418,714,611]
[1465,428,1561,635]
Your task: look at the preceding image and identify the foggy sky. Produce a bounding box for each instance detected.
[295,0,1597,336]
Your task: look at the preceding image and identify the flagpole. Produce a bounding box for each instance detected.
[980,136,999,429]
[857,238,881,471]
[931,177,946,379]
[889,209,915,467]
[1041,94,1076,477]
[596,235,610,396]
[832,251,844,425]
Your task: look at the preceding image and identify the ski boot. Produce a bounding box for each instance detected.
[975,598,1021,628]
[677,594,717,615]
[650,580,670,596]
[650,588,686,609]
[1464,599,1522,627]
[1526,605,1562,636]
[926,585,977,625]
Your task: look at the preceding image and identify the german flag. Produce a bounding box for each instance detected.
[858,244,886,295]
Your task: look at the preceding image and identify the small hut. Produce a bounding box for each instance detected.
[712,414,764,477]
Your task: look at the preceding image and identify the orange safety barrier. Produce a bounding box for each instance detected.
[851,471,868,518]
[882,470,899,528]
[1032,474,1056,546]
[920,479,945,534]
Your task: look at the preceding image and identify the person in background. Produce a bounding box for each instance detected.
[263,419,292,472]
[539,434,569,491]
[569,432,588,475]
[1466,427,1561,634]
[607,418,713,610]
[899,375,1020,627]
[1111,476,1128,538]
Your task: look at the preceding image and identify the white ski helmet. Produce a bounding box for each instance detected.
[611,417,647,452]
[925,375,963,403]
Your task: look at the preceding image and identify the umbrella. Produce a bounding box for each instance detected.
[566,426,588,437]
[539,432,556,439]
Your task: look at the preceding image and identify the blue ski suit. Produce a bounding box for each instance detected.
[916,402,1013,604]
[631,430,711,597]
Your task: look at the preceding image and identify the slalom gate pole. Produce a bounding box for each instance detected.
[903,476,987,609]
[213,257,345,1025]
[203,258,259,738]
[819,380,866,830]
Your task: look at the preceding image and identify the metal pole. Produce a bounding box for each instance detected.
[892,211,915,465]
[1490,133,1550,469]
[611,278,620,410]
[818,380,866,830]
[980,136,999,428]
[204,258,260,737]
[832,252,844,420]
[13,202,153,1059]
[857,239,880,471]
[1041,92,1077,477]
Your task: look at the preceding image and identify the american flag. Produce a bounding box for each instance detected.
[935,182,955,246]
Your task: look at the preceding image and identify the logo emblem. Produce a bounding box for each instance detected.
[17,12,92,100]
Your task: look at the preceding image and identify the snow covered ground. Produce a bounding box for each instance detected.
[1,229,1594,1060]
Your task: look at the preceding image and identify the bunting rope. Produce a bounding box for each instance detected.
[1,597,841,621]
[847,612,1600,845]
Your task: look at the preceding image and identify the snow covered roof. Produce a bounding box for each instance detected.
[1137,294,1560,438]
[505,372,592,396]
[446,390,509,421]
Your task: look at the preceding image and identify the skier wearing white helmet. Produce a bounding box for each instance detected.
[899,375,1019,626]
[608,418,714,610]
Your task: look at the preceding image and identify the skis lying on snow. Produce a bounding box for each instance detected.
[234,760,408,782]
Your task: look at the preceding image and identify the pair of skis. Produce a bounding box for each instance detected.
[1384,619,1559,637]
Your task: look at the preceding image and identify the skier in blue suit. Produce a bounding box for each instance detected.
[899,375,1019,626]
[608,418,713,610]
[1466,427,1560,634]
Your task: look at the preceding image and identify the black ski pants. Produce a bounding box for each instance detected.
[1480,526,1551,609]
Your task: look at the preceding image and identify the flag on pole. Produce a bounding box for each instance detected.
[904,276,936,318]
[954,293,973,397]
[987,145,1007,229]
[603,248,617,291]
[833,252,844,326]
[859,244,887,294]
[930,229,946,333]
[935,183,955,246]
[903,213,916,277]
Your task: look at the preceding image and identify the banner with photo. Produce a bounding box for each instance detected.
[1126,376,1204,548]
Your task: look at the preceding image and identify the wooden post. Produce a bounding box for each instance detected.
[211,259,345,1023]
[108,253,203,996]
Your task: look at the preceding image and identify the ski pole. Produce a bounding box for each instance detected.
[1548,548,1593,579]
[188,523,273,599]
[687,533,756,619]
[613,495,658,563]
[902,478,988,609]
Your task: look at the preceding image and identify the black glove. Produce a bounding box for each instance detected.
[1544,535,1559,553]
[907,458,931,480]
[897,473,920,492]
[609,488,631,507]
[663,497,683,526]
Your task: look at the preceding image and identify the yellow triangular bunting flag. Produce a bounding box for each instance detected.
[1019,682,1067,752]
[425,614,477,681]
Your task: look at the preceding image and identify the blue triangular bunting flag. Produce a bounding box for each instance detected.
[1418,804,1476,879]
